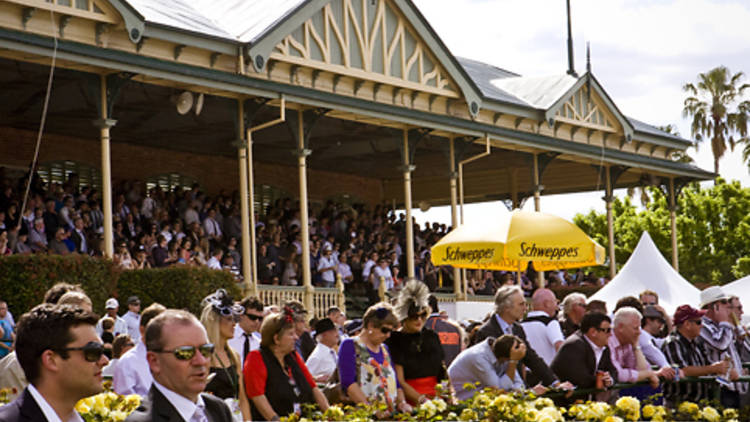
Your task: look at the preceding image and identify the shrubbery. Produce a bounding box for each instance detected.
[0,255,241,316]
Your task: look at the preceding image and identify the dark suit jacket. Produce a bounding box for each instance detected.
[550,332,618,389]
[473,314,557,386]
[0,388,48,422]
[125,385,233,422]
[298,331,316,361]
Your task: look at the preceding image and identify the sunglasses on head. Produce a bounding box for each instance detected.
[379,326,393,335]
[245,313,263,321]
[154,343,215,360]
[58,341,106,362]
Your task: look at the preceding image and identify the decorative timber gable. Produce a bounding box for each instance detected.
[247,0,482,116]
[6,0,118,24]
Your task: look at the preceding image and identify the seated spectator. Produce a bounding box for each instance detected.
[48,227,70,255]
[305,318,340,383]
[608,307,666,388]
[244,309,329,421]
[662,304,728,407]
[558,293,587,337]
[551,312,617,395]
[285,300,315,361]
[614,296,674,377]
[95,298,128,338]
[449,334,535,400]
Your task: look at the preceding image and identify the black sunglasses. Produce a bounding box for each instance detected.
[154,343,215,360]
[410,311,429,320]
[597,327,612,333]
[380,326,393,335]
[245,313,263,321]
[691,319,703,326]
[58,341,106,362]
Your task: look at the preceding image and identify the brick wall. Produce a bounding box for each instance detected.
[0,126,383,205]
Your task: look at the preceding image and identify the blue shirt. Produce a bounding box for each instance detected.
[448,338,524,400]
[0,319,13,358]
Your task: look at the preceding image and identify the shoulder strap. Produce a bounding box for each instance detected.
[522,314,554,325]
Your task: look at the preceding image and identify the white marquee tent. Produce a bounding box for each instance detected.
[722,275,750,325]
[589,231,700,315]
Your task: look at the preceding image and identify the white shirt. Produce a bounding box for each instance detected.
[639,330,669,367]
[122,311,141,343]
[227,325,261,368]
[317,255,336,282]
[102,358,119,378]
[519,310,565,365]
[27,384,84,422]
[113,341,153,397]
[95,315,128,338]
[584,334,606,368]
[207,256,222,270]
[372,265,394,290]
[362,259,376,279]
[203,217,222,238]
[336,262,353,283]
[153,380,206,422]
[305,343,338,380]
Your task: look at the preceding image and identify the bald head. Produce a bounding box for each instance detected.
[532,288,558,317]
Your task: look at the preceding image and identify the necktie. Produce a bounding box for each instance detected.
[243,333,251,363]
[190,402,208,422]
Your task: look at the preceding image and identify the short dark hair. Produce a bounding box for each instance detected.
[112,334,132,359]
[101,317,114,331]
[428,295,439,313]
[581,312,612,334]
[240,296,264,313]
[492,334,521,359]
[362,302,398,329]
[15,304,98,384]
[326,306,341,317]
[140,303,166,328]
[614,296,643,315]
[145,309,199,352]
[43,283,84,304]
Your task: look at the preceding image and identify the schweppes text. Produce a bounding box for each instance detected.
[518,242,578,260]
[442,246,494,263]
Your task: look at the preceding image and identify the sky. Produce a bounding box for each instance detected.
[403,0,750,225]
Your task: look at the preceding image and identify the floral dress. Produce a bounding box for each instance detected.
[339,338,398,410]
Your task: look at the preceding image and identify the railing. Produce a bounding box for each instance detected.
[256,276,346,318]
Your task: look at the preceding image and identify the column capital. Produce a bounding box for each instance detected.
[602,194,614,203]
[292,148,312,157]
[449,170,458,180]
[92,118,117,129]
[231,138,248,149]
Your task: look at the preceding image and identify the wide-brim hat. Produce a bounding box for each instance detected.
[699,286,730,309]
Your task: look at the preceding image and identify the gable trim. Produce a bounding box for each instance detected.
[108,0,145,43]
[545,73,634,142]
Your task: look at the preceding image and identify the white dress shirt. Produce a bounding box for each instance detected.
[113,341,153,397]
[122,311,141,343]
[584,334,606,368]
[305,343,338,380]
[520,310,565,365]
[372,266,394,290]
[336,262,352,283]
[639,331,669,367]
[27,384,84,422]
[317,255,336,283]
[95,315,128,338]
[227,325,261,369]
[153,380,206,422]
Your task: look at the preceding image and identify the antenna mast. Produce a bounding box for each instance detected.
[566,0,577,77]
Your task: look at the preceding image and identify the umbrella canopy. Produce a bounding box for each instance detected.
[430,209,605,271]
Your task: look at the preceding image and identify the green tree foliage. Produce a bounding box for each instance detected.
[683,66,750,174]
[574,179,750,284]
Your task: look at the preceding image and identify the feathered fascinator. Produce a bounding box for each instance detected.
[202,289,244,316]
[395,279,430,321]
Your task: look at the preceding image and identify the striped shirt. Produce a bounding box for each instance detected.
[661,330,711,404]
[697,317,748,394]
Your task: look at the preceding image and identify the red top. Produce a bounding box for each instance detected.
[244,349,316,397]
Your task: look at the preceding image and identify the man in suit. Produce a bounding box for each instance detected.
[70,217,88,255]
[126,309,232,422]
[551,311,618,391]
[0,303,108,422]
[473,285,571,390]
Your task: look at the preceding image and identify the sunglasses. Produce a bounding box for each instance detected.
[154,343,215,360]
[58,341,106,362]
[379,326,393,335]
[597,327,612,333]
[245,314,263,321]
[410,311,429,320]
[691,319,703,326]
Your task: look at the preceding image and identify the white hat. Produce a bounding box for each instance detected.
[105,298,119,309]
[699,286,729,309]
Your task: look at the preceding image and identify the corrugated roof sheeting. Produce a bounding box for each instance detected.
[456,57,529,107]
[126,0,233,39]
[492,74,578,110]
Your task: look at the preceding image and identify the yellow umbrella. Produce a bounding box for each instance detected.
[430,209,605,271]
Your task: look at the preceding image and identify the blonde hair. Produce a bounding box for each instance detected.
[199,304,240,369]
[57,291,92,310]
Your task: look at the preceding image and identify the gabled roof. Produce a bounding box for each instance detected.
[492,73,577,109]
[456,57,529,107]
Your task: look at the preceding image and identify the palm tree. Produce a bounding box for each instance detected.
[682,66,750,174]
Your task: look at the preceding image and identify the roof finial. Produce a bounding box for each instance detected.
[566,0,578,77]
[586,42,591,74]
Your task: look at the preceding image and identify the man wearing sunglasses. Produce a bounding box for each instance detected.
[0,303,108,422]
[114,303,166,397]
[126,309,232,422]
[662,304,729,407]
[228,296,264,368]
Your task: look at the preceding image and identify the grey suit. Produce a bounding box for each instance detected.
[0,388,48,422]
[125,385,233,422]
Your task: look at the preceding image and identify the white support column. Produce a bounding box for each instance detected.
[237,100,253,291]
[449,137,462,299]
[96,75,115,259]
[297,110,314,311]
[247,129,259,294]
[403,129,416,279]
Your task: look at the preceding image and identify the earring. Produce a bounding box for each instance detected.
[368,329,373,335]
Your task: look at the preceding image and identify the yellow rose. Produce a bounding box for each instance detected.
[604,416,623,422]
[110,409,129,422]
[701,406,720,422]
[459,408,478,421]
[642,404,655,418]
[491,394,512,408]
[74,399,91,415]
[723,408,739,419]
[525,408,539,421]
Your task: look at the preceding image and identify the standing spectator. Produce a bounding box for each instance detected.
[228,296,264,368]
[472,286,559,389]
[662,305,728,407]
[0,304,108,422]
[125,310,233,422]
[102,334,135,378]
[203,208,223,246]
[152,234,169,267]
[424,295,463,367]
[326,307,348,340]
[558,293,587,338]
[122,296,142,343]
[372,258,394,291]
[113,303,166,397]
[0,301,13,359]
[697,286,747,408]
[551,312,617,397]
[0,299,14,329]
[520,288,565,365]
[305,318,340,382]
[95,298,128,338]
[28,218,47,252]
[207,248,223,270]
[317,247,336,288]
[70,217,88,254]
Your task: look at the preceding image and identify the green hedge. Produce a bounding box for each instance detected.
[0,255,241,318]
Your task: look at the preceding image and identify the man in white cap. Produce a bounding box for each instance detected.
[697,286,747,408]
[95,298,128,337]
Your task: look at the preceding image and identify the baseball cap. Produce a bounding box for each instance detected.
[642,305,664,321]
[105,298,119,309]
[673,304,707,325]
[127,296,140,305]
